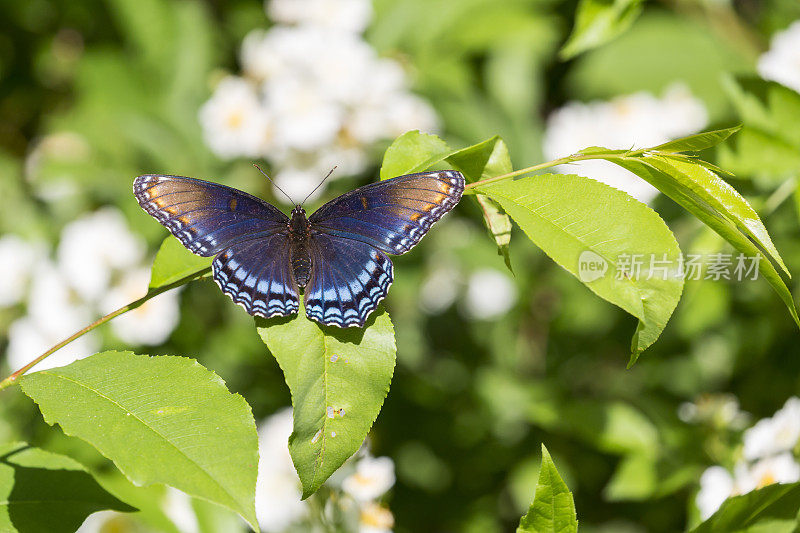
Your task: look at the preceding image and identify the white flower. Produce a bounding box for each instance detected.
[101,267,180,346]
[76,511,131,532]
[543,84,708,204]
[463,269,517,320]
[162,488,200,533]
[743,397,800,460]
[267,0,373,34]
[359,502,394,533]
[342,455,395,502]
[57,207,145,302]
[5,261,100,371]
[0,235,43,307]
[735,453,800,494]
[696,466,734,520]
[696,453,800,519]
[199,76,276,159]
[758,20,800,94]
[256,408,307,532]
[265,75,344,153]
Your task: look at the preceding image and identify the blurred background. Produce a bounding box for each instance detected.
[2,0,800,531]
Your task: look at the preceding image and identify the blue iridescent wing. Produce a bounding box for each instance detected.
[304,233,393,327]
[133,174,288,256]
[308,170,464,255]
[212,233,299,318]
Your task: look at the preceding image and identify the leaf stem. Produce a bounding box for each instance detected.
[0,266,211,392]
[464,150,638,190]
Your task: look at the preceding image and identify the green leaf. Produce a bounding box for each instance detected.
[517,445,578,533]
[478,174,684,363]
[641,154,789,275]
[691,482,800,533]
[256,304,396,498]
[648,126,742,153]
[559,0,643,60]
[19,351,259,529]
[149,236,212,290]
[612,158,800,328]
[446,135,512,182]
[447,136,515,272]
[0,442,135,533]
[475,194,514,272]
[379,130,451,180]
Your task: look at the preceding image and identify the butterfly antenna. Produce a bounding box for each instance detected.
[302,166,337,205]
[253,163,294,204]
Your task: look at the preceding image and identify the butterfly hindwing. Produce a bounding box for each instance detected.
[309,170,464,255]
[213,233,299,318]
[133,175,288,256]
[304,233,393,327]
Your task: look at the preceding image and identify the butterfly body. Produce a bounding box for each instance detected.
[134,170,464,327]
[287,206,313,288]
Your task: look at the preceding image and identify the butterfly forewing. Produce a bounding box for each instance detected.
[308,170,464,255]
[133,175,288,256]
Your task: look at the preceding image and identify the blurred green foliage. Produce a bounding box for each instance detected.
[2,0,800,532]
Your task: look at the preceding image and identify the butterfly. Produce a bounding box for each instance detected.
[133,170,464,327]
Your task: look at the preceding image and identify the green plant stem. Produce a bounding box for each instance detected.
[0,266,211,392]
[464,150,637,191]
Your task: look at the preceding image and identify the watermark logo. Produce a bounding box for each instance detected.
[576,251,761,282]
[578,250,608,282]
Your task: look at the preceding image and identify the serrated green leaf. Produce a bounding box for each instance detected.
[648,126,741,153]
[149,235,212,290]
[612,158,800,329]
[379,130,451,180]
[691,482,800,533]
[448,136,515,272]
[19,351,259,529]
[0,442,135,533]
[641,154,789,275]
[517,445,578,533]
[478,174,684,363]
[559,0,643,60]
[256,304,396,498]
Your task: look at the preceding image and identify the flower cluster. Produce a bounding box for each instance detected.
[758,20,800,95]
[542,83,708,204]
[1,208,181,372]
[695,396,800,520]
[199,0,439,202]
[256,408,396,533]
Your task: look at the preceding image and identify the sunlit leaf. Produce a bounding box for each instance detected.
[517,445,578,533]
[19,351,259,529]
[256,304,396,498]
[559,0,643,60]
[148,235,212,290]
[0,442,135,533]
[379,130,451,180]
[478,173,684,364]
[648,126,741,153]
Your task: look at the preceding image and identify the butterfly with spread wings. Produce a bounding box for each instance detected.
[133,170,464,327]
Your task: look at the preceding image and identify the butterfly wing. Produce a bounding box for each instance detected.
[133,174,289,256]
[304,233,393,327]
[308,170,464,255]
[213,233,299,318]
